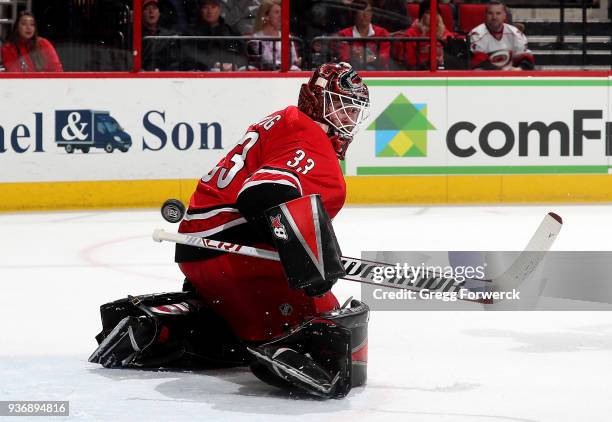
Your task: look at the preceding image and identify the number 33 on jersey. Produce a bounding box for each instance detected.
[179,105,346,240]
[286,150,315,175]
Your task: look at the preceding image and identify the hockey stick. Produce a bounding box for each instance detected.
[491,212,562,292]
[153,212,562,303]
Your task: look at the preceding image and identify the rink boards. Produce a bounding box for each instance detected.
[0,76,611,210]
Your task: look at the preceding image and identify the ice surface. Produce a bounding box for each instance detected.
[2,205,612,421]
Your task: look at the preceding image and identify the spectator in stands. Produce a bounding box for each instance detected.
[1,11,63,72]
[452,0,514,26]
[395,0,454,70]
[157,0,197,34]
[292,0,403,69]
[325,0,359,35]
[291,0,358,69]
[221,0,261,34]
[291,1,329,41]
[142,0,180,71]
[250,0,301,70]
[337,0,391,70]
[371,0,411,33]
[185,0,245,71]
[291,0,406,57]
[290,0,329,67]
[469,1,532,70]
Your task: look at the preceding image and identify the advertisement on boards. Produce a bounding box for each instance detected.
[345,78,612,176]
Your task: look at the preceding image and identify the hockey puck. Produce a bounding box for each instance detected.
[161,199,186,223]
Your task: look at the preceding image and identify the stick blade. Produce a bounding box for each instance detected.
[493,212,563,293]
[523,211,563,252]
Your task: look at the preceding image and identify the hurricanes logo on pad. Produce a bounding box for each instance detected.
[270,214,288,240]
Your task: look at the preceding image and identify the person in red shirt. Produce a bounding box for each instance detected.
[89,63,372,399]
[1,11,63,72]
[336,0,391,70]
[395,0,454,70]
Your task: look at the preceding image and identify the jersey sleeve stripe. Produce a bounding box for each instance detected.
[187,203,238,215]
[260,166,301,180]
[183,207,240,221]
[182,217,247,238]
[254,167,302,191]
[250,170,302,191]
[238,179,302,197]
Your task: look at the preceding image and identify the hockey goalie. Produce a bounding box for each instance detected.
[88,62,371,399]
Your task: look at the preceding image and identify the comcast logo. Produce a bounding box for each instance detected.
[367,94,436,157]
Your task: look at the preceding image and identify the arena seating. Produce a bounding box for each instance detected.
[457,4,487,33]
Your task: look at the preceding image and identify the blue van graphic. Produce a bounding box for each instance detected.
[55,110,132,153]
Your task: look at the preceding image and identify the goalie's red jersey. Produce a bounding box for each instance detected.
[177,105,346,250]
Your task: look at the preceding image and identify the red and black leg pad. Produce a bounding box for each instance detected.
[247,299,369,399]
[89,290,249,368]
[265,194,346,296]
[320,299,370,389]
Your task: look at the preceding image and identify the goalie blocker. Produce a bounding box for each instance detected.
[265,194,346,297]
